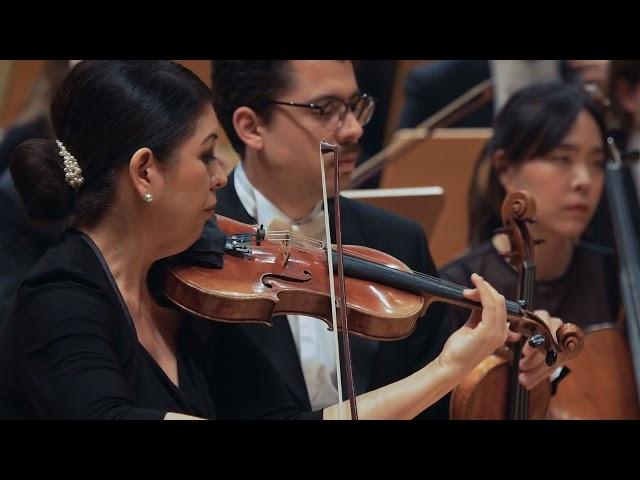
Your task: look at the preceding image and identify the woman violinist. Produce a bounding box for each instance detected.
[0,60,556,420]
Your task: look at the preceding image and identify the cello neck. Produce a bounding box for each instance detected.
[605,139,640,394]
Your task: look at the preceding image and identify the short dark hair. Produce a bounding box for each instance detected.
[211,61,294,158]
[468,81,607,245]
[10,60,212,226]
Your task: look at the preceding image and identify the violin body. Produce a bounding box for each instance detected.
[161,215,425,341]
[547,325,640,419]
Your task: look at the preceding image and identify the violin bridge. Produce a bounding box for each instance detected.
[280,239,291,268]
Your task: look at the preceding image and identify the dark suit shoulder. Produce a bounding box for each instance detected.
[341,196,423,237]
[214,170,258,224]
[340,196,435,277]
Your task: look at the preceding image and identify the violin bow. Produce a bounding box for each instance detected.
[319,140,358,420]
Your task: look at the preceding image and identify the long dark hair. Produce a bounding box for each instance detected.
[468,81,607,246]
[10,60,212,227]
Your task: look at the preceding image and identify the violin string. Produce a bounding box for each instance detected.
[249,229,506,299]
[232,230,526,315]
[234,222,529,307]
[230,230,326,251]
[341,252,473,300]
[265,231,326,250]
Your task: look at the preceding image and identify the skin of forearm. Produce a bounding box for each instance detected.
[322,355,463,420]
[164,412,205,420]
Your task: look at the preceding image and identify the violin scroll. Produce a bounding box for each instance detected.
[515,308,584,366]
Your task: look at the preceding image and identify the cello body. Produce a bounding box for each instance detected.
[547,324,640,419]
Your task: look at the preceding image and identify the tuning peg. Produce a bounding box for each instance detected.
[256,224,265,245]
[545,350,558,367]
[528,334,545,348]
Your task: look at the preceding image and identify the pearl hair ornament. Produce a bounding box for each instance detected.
[56,140,84,190]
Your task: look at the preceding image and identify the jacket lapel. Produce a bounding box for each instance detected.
[217,176,380,406]
[335,198,379,397]
[240,318,311,411]
[217,171,312,410]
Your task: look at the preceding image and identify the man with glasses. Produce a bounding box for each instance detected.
[206,60,453,419]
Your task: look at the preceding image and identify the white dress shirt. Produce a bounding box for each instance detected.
[234,163,340,411]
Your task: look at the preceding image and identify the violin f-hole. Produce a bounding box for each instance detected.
[262,270,312,288]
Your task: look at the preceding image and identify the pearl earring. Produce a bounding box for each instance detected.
[143,192,153,202]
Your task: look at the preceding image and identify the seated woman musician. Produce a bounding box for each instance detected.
[0,60,554,420]
[441,81,617,391]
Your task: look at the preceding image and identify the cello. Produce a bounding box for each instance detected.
[450,190,552,419]
[543,83,640,419]
[546,137,640,419]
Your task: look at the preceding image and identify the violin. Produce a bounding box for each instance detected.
[159,214,584,367]
[450,191,552,419]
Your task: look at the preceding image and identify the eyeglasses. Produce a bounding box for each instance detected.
[267,93,376,132]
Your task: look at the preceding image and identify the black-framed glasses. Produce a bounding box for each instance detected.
[268,93,376,132]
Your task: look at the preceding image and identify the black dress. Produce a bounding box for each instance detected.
[0,230,218,419]
[440,240,620,331]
